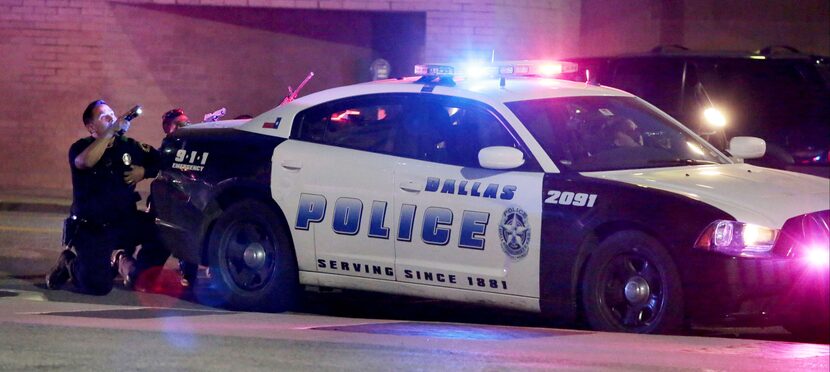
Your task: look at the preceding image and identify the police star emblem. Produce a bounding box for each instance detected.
[122,153,132,166]
[499,207,530,260]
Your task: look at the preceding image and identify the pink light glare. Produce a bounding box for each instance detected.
[804,245,830,268]
[539,64,563,76]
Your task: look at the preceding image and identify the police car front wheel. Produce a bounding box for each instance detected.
[581,231,684,334]
[207,199,299,312]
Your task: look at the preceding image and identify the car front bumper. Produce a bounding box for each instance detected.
[684,210,829,328]
[683,253,828,327]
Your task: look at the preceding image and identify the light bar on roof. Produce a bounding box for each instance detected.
[502,60,579,76]
[463,63,498,79]
[414,64,455,76]
[414,60,578,78]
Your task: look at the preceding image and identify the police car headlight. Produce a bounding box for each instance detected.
[694,220,779,258]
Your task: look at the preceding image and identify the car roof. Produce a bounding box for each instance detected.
[237,74,635,138]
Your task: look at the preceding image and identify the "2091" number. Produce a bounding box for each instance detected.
[545,190,597,207]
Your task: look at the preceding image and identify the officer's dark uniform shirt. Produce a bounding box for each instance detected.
[68,136,161,224]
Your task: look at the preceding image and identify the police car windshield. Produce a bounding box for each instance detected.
[506,96,729,172]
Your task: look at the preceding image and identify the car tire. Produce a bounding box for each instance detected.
[207,199,299,312]
[582,230,684,334]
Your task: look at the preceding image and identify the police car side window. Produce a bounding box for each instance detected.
[392,97,523,168]
[444,104,521,167]
[295,95,410,155]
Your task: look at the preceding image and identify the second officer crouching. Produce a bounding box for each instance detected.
[46,99,170,295]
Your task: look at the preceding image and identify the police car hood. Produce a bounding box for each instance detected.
[582,163,830,228]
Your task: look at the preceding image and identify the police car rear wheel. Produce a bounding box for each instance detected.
[208,199,298,312]
[582,231,684,334]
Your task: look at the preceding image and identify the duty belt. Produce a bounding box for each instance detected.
[68,215,115,229]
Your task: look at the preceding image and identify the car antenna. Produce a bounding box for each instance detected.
[280,72,315,106]
[492,49,507,88]
[585,69,599,86]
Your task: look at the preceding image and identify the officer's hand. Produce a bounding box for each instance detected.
[103,118,127,138]
[118,119,131,134]
[123,165,145,185]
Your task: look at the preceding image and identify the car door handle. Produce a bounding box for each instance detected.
[399,180,423,192]
[281,159,303,170]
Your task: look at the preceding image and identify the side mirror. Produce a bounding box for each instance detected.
[479,146,525,170]
[728,136,766,160]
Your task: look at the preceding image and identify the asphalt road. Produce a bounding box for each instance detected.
[1,210,828,371]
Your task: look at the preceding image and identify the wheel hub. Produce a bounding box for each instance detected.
[242,243,267,269]
[624,276,650,303]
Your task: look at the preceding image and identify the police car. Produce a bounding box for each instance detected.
[151,60,829,336]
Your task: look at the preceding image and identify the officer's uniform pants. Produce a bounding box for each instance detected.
[69,210,170,295]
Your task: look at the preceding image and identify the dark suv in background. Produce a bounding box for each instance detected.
[562,46,830,177]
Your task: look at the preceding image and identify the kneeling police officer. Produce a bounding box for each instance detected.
[46,99,170,295]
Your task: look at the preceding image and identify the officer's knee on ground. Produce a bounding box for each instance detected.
[74,272,114,295]
[82,280,114,296]
[71,257,115,295]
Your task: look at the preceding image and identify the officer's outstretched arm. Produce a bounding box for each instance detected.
[74,119,123,170]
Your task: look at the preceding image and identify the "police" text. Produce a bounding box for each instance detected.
[295,193,490,249]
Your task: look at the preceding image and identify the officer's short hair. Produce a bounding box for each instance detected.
[82,99,107,125]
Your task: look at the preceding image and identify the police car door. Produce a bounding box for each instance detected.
[393,95,544,303]
[276,95,405,285]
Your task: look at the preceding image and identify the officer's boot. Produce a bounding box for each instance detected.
[179,260,198,289]
[111,249,136,289]
[46,249,76,289]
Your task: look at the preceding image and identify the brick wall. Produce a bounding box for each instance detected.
[0,0,578,192]
[1,0,826,192]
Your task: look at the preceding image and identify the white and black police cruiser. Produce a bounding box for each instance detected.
[151,60,829,337]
